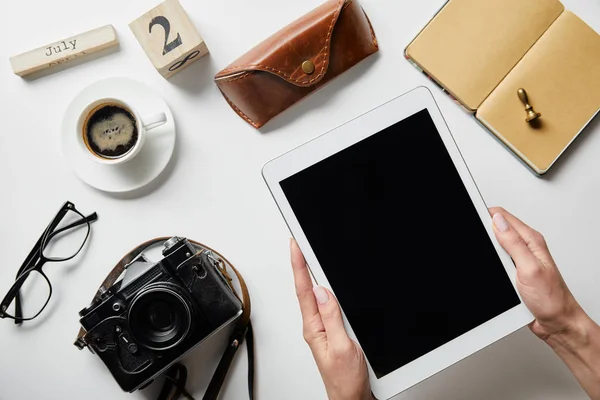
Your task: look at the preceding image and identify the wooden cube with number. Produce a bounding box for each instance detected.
[129,0,208,79]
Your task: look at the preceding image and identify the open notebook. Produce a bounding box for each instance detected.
[405,0,600,174]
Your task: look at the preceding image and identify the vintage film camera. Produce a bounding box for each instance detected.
[77,237,243,392]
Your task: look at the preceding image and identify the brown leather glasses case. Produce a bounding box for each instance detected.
[214,0,379,129]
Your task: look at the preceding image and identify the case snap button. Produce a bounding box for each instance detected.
[302,60,315,75]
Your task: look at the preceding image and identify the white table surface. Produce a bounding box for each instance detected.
[1,0,599,399]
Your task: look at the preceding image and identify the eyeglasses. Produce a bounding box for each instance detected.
[0,201,98,324]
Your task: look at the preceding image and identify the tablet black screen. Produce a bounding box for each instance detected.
[280,109,521,379]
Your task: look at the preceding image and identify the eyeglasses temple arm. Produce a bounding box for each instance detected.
[45,213,98,242]
[15,213,66,279]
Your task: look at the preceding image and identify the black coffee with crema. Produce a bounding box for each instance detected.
[84,104,138,159]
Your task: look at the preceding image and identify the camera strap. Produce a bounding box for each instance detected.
[74,238,254,400]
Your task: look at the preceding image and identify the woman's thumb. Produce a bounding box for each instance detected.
[313,286,350,345]
[492,213,539,270]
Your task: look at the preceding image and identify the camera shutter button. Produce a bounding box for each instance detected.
[163,237,183,253]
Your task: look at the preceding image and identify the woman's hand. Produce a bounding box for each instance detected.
[489,207,584,340]
[490,208,600,399]
[290,239,374,400]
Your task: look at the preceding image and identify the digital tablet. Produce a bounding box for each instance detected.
[262,87,534,399]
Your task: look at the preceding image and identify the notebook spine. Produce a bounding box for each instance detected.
[404,54,473,114]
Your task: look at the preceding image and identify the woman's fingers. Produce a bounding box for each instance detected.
[290,240,354,357]
[490,211,544,283]
[489,207,549,254]
[313,286,353,353]
[290,239,325,345]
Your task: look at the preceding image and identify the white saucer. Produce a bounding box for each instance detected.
[61,77,176,193]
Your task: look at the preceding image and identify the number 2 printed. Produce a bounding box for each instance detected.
[149,16,182,55]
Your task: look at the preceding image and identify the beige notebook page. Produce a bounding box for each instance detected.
[406,0,564,111]
[477,12,600,174]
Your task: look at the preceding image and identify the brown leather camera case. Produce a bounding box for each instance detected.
[214,0,378,129]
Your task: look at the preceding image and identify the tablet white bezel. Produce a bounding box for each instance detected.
[262,86,534,399]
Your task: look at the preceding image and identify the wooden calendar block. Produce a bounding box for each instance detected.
[129,0,208,79]
[10,25,118,77]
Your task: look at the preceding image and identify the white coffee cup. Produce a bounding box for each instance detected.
[77,98,167,165]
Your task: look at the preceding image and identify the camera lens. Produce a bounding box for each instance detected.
[148,301,176,332]
[128,283,193,351]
